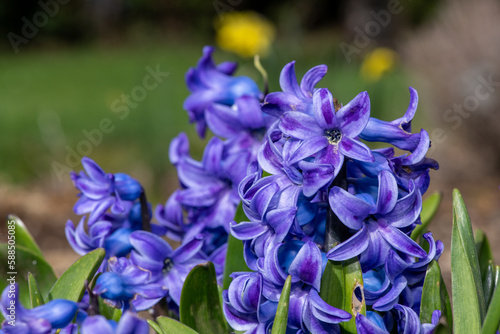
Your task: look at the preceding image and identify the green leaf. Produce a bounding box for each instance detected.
[340,257,365,334]
[475,229,494,279]
[451,189,484,333]
[7,215,44,258]
[271,275,292,334]
[99,297,122,322]
[494,265,500,290]
[180,262,228,334]
[28,272,44,308]
[482,284,500,334]
[420,261,453,330]
[434,324,452,334]
[411,192,442,241]
[320,260,344,310]
[157,316,199,334]
[320,257,365,334]
[223,202,250,291]
[148,320,165,334]
[483,261,495,308]
[46,248,105,302]
[0,244,57,315]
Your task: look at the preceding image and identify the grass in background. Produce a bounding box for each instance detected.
[0,41,421,200]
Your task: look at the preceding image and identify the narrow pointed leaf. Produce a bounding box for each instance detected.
[320,260,344,310]
[420,261,453,330]
[7,215,44,258]
[411,192,441,241]
[340,257,365,334]
[180,262,228,334]
[451,189,483,333]
[271,275,292,334]
[148,320,165,334]
[483,261,495,308]
[0,244,57,317]
[28,272,44,308]
[223,202,250,290]
[47,248,105,302]
[452,189,486,319]
[157,317,200,334]
[475,229,494,279]
[482,284,500,334]
[495,265,500,290]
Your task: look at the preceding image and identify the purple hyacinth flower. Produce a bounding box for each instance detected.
[0,284,79,332]
[356,312,391,334]
[363,233,443,313]
[366,250,412,312]
[71,157,141,225]
[169,132,190,166]
[288,241,323,290]
[113,173,142,201]
[262,61,328,117]
[206,95,275,140]
[287,285,351,333]
[224,270,349,333]
[232,163,307,271]
[256,121,333,201]
[184,46,262,137]
[66,200,167,267]
[356,305,440,334]
[389,129,439,194]
[359,87,422,151]
[232,173,297,242]
[102,228,135,258]
[222,272,276,333]
[93,257,166,311]
[327,170,426,269]
[129,231,205,305]
[65,217,112,256]
[206,95,277,182]
[279,88,374,187]
[80,311,149,334]
[155,191,186,242]
[172,134,240,232]
[403,233,444,285]
[261,241,324,292]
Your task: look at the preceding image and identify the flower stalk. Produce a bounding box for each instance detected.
[140,190,151,232]
[323,149,349,250]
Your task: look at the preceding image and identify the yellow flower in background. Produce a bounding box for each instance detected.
[215,11,275,58]
[360,47,398,82]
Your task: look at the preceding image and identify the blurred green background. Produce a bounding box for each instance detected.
[0,44,413,193]
[1,0,500,275]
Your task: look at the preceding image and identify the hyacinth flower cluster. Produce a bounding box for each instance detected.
[183,45,263,138]
[0,46,457,334]
[155,47,275,283]
[224,61,442,333]
[64,156,212,311]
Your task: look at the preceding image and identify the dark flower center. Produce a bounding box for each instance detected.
[325,129,342,144]
[163,257,174,274]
